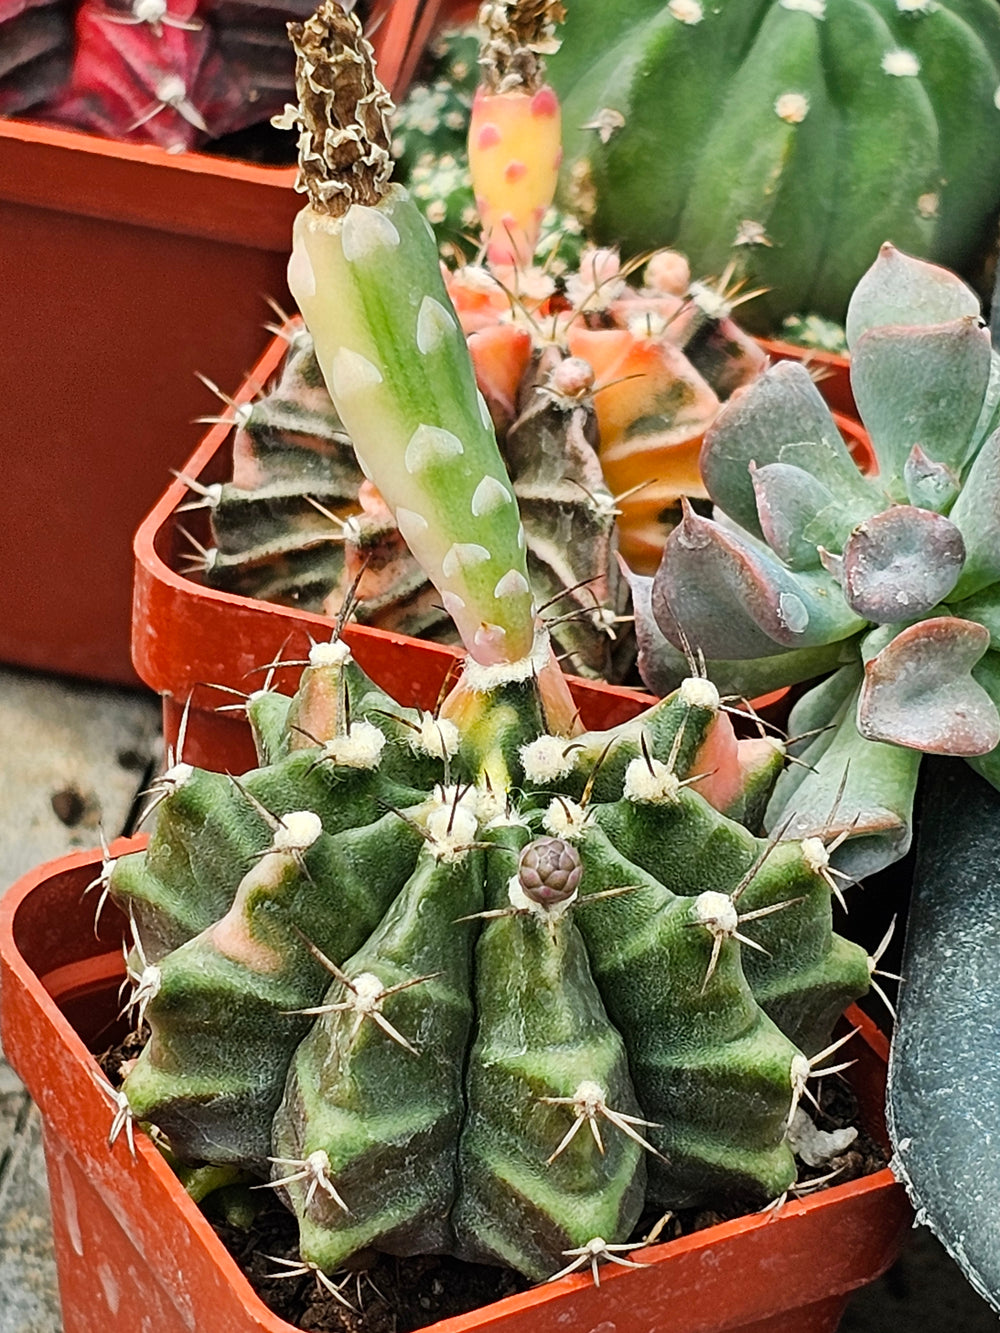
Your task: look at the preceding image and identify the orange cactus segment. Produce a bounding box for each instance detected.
[468,86,562,268]
[467,324,534,431]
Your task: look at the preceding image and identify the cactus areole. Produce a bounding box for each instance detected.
[548,0,1000,329]
[108,2,872,1292]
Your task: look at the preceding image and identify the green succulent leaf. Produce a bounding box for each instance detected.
[840,505,966,623]
[844,241,981,349]
[851,318,992,496]
[948,427,1000,599]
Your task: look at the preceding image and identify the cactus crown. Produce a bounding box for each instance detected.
[643,244,1000,875]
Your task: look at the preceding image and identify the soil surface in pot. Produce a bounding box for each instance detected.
[204,1076,886,1333]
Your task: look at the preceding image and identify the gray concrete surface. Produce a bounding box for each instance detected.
[0,664,996,1332]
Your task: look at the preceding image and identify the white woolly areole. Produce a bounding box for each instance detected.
[309,639,351,668]
[543,797,589,841]
[472,475,513,517]
[882,49,920,76]
[425,798,479,860]
[341,205,400,262]
[994,86,1000,111]
[162,762,193,789]
[331,347,382,399]
[351,972,387,1011]
[692,890,738,935]
[323,722,386,769]
[790,1052,811,1091]
[779,0,825,15]
[896,0,932,12]
[273,809,323,852]
[412,712,460,760]
[459,627,551,694]
[416,295,456,354]
[689,281,732,320]
[476,786,524,828]
[520,735,577,784]
[627,310,669,340]
[774,92,810,124]
[507,873,578,921]
[667,0,703,21]
[801,836,829,873]
[404,424,464,473]
[624,756,681,804]
[135,0,167,20]
[679,676,720,710]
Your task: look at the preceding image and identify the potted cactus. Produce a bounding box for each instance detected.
[0,0,446,683]
[1,7,911,1331]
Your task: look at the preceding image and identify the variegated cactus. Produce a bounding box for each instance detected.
[639,244,1000,876]
[103,2,873,1291]
[198,3,768,675]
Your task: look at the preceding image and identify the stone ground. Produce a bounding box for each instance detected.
[0,664,996,1332]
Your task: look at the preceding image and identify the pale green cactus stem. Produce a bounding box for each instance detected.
[283,1,536,667]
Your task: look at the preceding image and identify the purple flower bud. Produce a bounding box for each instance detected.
[517,837,583,907]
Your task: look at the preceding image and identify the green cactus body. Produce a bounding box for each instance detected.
[453,824,646,1281]
[566,823,798,1207]
[272,837,482,1269]
[122,805,427,1167]
[645,244,1000,875]
[549,0,1000,329]
[109,6,872,1287]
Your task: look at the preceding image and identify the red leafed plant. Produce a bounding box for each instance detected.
[1,0,372,150]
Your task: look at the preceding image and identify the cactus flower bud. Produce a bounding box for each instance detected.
[517,835,583,904]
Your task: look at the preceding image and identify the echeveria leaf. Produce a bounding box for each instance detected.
[949,427,1000,600]
[888,758,1000,1316]
[700,361,870,537]
[851,319,991,495]
[903,445,961,514]
[858,617,1000,756]
[765,679,920,879]
[841,505,966,624]
[652,504,867,661]
[845,242,980,350]
[626,563,853,700]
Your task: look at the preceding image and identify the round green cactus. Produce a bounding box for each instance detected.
[641,244,1000,876]
[547,0,1000,329]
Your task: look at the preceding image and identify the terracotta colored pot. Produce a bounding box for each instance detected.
[758,337,854,420]
[0,1,446,686]
[0,848,910,1333]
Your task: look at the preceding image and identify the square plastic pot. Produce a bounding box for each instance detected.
[130,328,869,772]
[0,0,446,686]
[1,844,911,1333]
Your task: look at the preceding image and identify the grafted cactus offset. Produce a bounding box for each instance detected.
[106,2,872,1290]
[641,244,1000,877]
[199,1,767,678]
[548,0,1000,330]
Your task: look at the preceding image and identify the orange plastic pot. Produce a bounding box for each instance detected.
[1,849,910,1333]
[0,0,446,687]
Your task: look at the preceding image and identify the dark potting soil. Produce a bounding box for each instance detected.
[201,1075,887,1333]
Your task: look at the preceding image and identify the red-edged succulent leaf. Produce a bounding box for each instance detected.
[700,360,872,537]
[840,505,966,624]
[851,318,991,496]
[845,243,981,351]
[903,444,961,513]
[858,617,1000,756]
[652,501,866,662]
[750,461,837,570]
